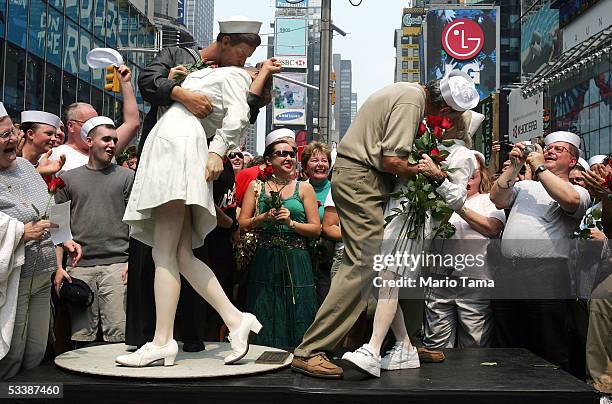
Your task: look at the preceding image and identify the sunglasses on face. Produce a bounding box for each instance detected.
[272,150,296,159]
[228,152,244,159]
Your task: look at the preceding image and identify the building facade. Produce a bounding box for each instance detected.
[242,123,257,156]
[184,0,214,48]
[0,0,158,121]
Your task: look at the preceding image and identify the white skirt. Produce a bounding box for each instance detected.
[123,103,216,249]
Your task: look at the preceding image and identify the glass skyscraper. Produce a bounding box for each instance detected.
[0,0,158,121]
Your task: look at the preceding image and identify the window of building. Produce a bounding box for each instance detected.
[94,0,106,40]
[49,0,64,10]
[44,63,62,116]
[47,6,64,67]
[28,0,46,58]
[64,19,79,75]
[81,0,94,33]
[62,72,78,107]
[118,0,129,47]
[79,29,93,83]
[106,0,118,45]
[66,0,79,23]
[78,78,91,104]
[4,44,26,114]
[7,0,28,49]
[25,53,45,110]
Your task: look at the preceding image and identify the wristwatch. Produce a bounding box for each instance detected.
[534,164,548,176]
[432,176,445,188]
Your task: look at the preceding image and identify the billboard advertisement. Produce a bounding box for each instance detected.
[425,7,499,100]
[273,73,307,126]
[559,0,601,28]
[276,0,309,8]
[274,17,308,69]
[402,7,425,36]
[521,3,561,76]
[508,89,543,143]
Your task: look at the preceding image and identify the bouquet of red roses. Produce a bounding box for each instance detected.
[385,115,457,252]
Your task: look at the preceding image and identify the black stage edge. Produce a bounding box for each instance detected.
[10,348,599,404]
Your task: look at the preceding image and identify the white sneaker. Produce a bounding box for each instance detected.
[381,342,420,370]
[225,313,263,364]
[342,344,381,377]
[115,339,178,367]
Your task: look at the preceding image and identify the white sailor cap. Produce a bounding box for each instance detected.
[265,128,295,148]
[218,15,262,35]
[578,157,590,170]
[465,111,485,137]
[440,71,480,112]
[472,150,485,163]
[242,151,253,158]
[86,48,124,68]
[20,110,61,129]
[80,116,115,141]
[588,155,607,167]
[0,102,7,118]
[544,131,581,149]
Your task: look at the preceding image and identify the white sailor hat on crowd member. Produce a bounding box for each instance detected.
[218,15,262,35]
[440,70,480,112]
[0,102,7,118]
[265,128,295,148]
[578,157,590,170]
[544,131,581,149]
[588,154,607,167]
[20,110,61,129]
[243,151,253,158]
[472,150,485,163]
[80,116,115,141]
[86,48,124,68]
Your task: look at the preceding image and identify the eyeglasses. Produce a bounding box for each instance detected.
[544,145,572,155]
[68,119,86,125]
[228,152,244,159]
[272,150,296,159]
[0,127,17,140]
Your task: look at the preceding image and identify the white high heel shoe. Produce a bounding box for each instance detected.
[115,339,178,367]
[225,313,263,364]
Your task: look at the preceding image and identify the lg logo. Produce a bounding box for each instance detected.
[442,19,484,60]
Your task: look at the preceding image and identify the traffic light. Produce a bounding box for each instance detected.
[105,65,120,93]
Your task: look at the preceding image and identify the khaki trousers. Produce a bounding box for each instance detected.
[0,273,51,380]
[586,273,612,393]
[294,158,389,357]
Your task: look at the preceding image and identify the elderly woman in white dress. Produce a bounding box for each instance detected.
[342,110,485,377]
[119,59,281,367]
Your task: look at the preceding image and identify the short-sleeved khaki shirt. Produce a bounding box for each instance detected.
[337,82,426,172]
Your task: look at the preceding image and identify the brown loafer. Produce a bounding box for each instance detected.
[291,353,343,379]
[417,347,445,363]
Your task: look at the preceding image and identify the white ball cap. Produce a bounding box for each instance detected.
[81,116,115,141]
[20,110,61,129]
[86,48,124,68]
[544,131,581,149]
[218,15,262,34]
[578,157,590,170]
[265,128,295,148]
[0,102,7,118]
[440,70,480,112]
[588,154,607,167]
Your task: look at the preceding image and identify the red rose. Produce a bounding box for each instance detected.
[605,174,612,190]
[418,122,427,136]
[317,200,322,208]
[440,117,453,130]
[48,177,65,194]
[426,115,442,127]
[433,126,444,139]
[429,148,440,157]
[257,165,274,182]
[43,175,53,187]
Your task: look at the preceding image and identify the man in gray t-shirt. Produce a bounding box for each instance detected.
[490,131,589,372]
[55,116,134,344]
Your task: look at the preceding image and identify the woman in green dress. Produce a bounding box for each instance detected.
[239,139,320,348]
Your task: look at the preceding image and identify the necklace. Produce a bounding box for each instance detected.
[269,175,291,186]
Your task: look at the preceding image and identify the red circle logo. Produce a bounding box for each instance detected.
[442,19,484,60]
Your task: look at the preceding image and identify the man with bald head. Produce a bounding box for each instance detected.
[50,65,139,176]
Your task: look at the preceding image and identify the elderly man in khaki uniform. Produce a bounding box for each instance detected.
[291,71,480,378]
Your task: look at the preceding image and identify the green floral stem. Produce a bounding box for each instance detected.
[21,243,41,338]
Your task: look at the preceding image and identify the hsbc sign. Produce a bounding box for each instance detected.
[277,57,307,69]
[442,19,484,60]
